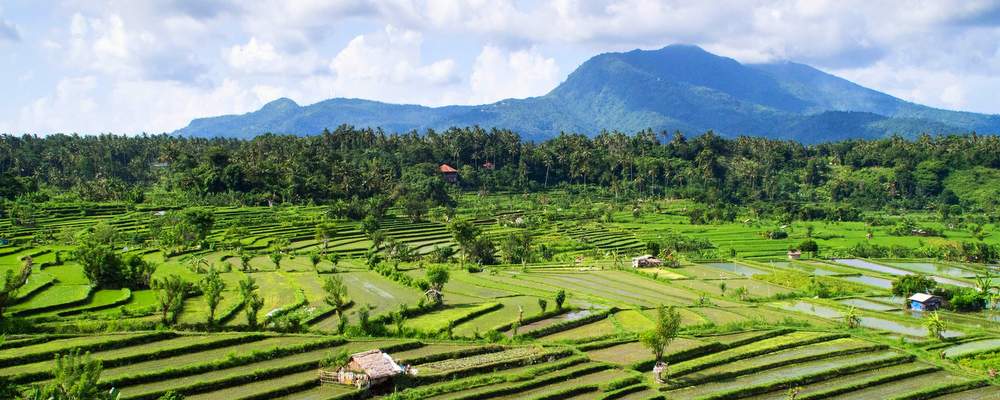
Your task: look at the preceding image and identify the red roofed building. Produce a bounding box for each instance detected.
[439,164,458,183]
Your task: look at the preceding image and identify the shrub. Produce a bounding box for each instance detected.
[950,288,986,312]
[891,274,936,299]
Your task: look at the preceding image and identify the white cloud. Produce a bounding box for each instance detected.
[469,46,561,103]
[225,37,324,75]
[64,12,206,82]
[7,1,1000,136]
[326,25,461,105]
[14,77,262,134]
[18,76,99,134]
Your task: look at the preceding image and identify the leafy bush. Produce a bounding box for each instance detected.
[891,274,936,298]
[949,288,986,312]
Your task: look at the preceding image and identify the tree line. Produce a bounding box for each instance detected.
[2,127,1000,213]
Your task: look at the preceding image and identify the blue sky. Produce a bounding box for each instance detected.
[1,0,999,135]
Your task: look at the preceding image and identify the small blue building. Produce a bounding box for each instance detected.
[909,293,943,311]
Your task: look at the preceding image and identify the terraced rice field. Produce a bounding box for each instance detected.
[3,203,1000,399]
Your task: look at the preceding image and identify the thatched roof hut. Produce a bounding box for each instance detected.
[322,349,405,389]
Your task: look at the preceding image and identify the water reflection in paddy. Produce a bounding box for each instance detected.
[889,262,977,278]
[833,259,910,276]
[701,263,766,277]
[841,275,893,289]
[777,301,962,338]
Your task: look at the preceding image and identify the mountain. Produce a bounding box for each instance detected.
[174,45,1000,143]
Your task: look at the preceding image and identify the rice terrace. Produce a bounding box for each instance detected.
[5,2,1000,400]
[3,131,1000,400]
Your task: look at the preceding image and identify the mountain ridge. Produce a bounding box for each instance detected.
[174,44,1000,143]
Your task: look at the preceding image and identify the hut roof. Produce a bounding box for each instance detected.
[350,349,403,380]
[908,293,939,303]
[439,164,458,173]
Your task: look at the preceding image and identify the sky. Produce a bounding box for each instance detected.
[1,0,999,135]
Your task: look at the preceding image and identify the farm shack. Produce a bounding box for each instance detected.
[323,349,407,389]
[439,164,458,183]
[909,293,944,311]
[632,255,663,268]
[787,249,802,260]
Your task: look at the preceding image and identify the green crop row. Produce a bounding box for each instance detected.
[0,331,173,368]
[449,363,609,400]
[669,332,846,378]
[103,336,344,388]
[598,383,650,400]
[793,363,937,400]
[413,348,575,384]
[396,344,504,366]
[630,341,725,372]
[887,379,987,400]
[447,302,504,331]
[676,344,889,388]
[10,334,268,384]
[123,356,320,400]
[391,355,588,399]
[521,308,618,339]
[529,384,599,400]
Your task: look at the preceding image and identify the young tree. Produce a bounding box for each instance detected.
[121,254,155,289]
[733,286,749,301]
[315,222,337,254]
[425,264,450,305]
[391,306,407,335]
[500,231,533,265]
[718,282,727,296]
[310,252,322,270]
[73,237,124,288]
[844,306,861,329]
[327,252,341,271]
[181,207,215,244]
[323,275,349,332]
[244,291,264,329]
[555,289,567,310]
[0,256,32,319]
[239,252,252,272]
[199,268,225,325]
[155,275,188,325]
[798,239,819,256]
[538,298,548,313]
[447,219,480,267]
[270,252,283,270]
[641,305,682,379]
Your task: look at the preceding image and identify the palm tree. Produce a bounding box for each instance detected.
[924,312,946,340]
[976,271,995,294]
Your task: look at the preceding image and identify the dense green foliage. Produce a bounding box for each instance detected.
[4,131,1000,217]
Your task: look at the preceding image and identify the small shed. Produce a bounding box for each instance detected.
[439,164,458,183]
[632,255,663,268]
[909,293,943,311]
[787,249,802,260]
[325,349,405,389]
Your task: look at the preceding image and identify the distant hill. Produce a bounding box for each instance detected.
[174,44,1000,143]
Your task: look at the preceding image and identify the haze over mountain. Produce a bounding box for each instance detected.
[174,45,1000,143]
